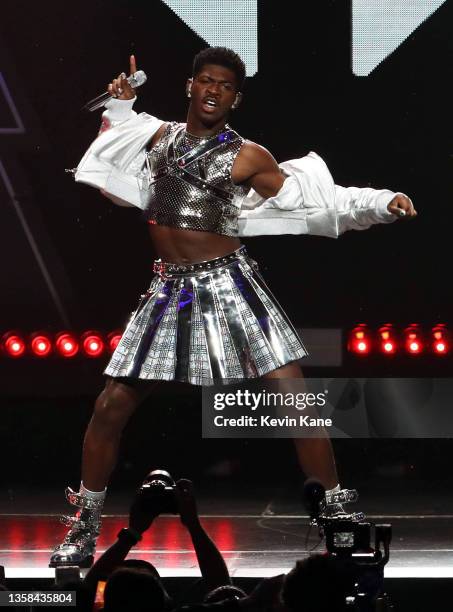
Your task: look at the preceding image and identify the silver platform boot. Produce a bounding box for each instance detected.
[321,487,365,521]
[49,487,104,568]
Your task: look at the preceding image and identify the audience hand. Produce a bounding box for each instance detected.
[128,492,161,535]
[175,479,200,529]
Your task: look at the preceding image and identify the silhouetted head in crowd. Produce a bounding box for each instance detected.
[121,559,161,579]
[120,559,172,607]
[103,567,166,612]
[281,554,355,612]
[204,584,247,603]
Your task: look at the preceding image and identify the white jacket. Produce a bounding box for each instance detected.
[74,97,399,239]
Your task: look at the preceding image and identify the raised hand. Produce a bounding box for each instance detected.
[107,55,138,100]
[128,489,160,535]
[175,479,200,529]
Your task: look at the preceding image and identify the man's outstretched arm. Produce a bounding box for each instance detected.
[235,143,417,230]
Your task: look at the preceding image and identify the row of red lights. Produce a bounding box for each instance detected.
[3,326,450,358]
[348,324,450,356]
[1,331,122,358]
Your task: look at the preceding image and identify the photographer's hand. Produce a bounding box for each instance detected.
[176,479,231,589]
[128,493,160,535]
[176,478,200,529]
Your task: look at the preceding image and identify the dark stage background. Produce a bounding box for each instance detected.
[0,1,452,488]
[1,0,450,328]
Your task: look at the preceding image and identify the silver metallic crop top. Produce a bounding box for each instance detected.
[143,122,249,236]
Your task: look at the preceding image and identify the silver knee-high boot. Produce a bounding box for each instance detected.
[49,487,104,568]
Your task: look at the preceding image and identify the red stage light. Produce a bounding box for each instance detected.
[55,332,79,358]
[30,334,52,357]
[378,325,397,355]
[404,325,424,355]
[82,332,105,357]
[107,331,122,352]
[432,324,450,355]
[348,325,371,355]
[3,334,26,357]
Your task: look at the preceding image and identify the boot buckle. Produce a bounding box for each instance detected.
[65,486,104,510]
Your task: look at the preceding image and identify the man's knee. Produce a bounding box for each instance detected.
[263,361,304,380]
[92,381,141,431]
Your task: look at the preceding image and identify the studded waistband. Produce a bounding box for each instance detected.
[153,245,247,278]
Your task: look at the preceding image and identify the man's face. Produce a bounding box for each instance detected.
[188,64,239,123]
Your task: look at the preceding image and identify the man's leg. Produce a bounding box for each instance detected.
[81,377,158,491]
[262,361,339,490]
[50,376,157,567]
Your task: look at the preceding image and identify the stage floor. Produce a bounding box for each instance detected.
[1,483,452,579]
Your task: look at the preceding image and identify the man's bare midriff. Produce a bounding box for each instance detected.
[148,224,241,264]
[145,122,242,264]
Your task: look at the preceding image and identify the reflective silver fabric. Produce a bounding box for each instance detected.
[144,123,249,236]
[104,247,308,386]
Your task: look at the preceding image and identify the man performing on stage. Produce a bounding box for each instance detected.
[50,48,416,567]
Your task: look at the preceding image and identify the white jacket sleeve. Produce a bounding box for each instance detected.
[74,97,164,209]
[238,152,398,238]
[334,184,397,233]
[99,96,138,131]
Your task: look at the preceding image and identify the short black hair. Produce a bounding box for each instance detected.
[193,47,246,90]
[104,568,166,612]
[121,559,160,579]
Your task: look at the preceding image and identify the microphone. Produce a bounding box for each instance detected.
[83,70,147,112]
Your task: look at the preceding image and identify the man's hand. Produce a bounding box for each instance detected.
[107,55,137,101]
[175,479,200,529]
[387,193,417,219]
[128,492,160,535]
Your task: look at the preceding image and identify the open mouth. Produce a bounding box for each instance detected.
[202,98,218,112]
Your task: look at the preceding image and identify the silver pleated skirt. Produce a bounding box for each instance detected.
[104,246,308,386]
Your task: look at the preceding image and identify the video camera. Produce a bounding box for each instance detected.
[303,479,393,612]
